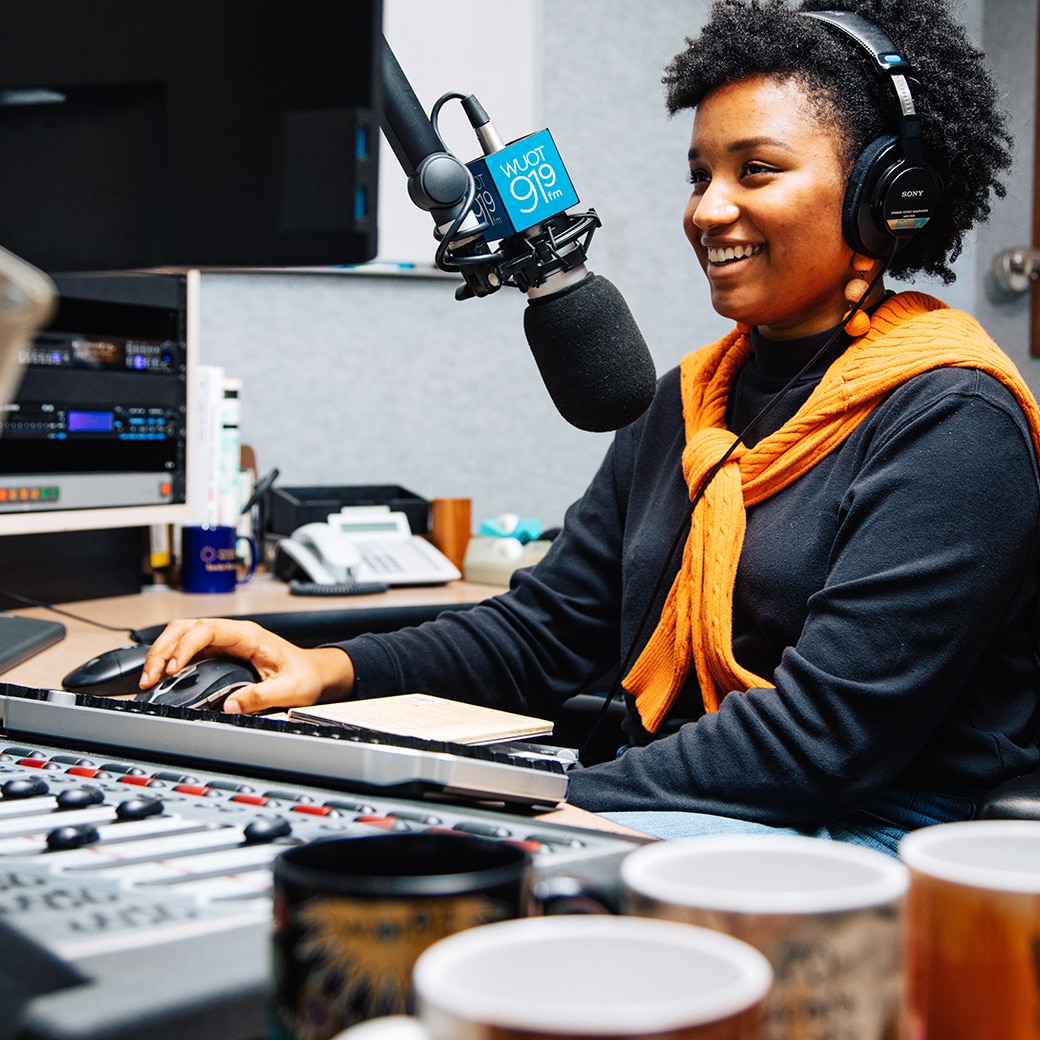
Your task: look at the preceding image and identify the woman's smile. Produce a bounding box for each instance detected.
[705,243,765,265]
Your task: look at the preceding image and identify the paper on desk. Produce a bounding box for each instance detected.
[288,693,553,745]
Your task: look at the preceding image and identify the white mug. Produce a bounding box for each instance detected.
[332,914,773,1040]
[620,834,909,1040]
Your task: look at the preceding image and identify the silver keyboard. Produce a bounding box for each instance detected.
[0,683,570,808]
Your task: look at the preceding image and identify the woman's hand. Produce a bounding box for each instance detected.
[139,618,355,714]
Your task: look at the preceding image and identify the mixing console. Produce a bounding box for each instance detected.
[0,685,645,1040]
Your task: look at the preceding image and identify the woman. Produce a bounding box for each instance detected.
[142,0,1039,852]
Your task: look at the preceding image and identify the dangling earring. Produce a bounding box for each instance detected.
[843,254,874,337]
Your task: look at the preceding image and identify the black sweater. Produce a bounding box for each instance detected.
[338,322,1040,825]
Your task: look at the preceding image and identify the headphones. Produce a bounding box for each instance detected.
[803,9,943,258]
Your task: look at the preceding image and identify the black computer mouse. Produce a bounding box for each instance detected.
[135,657,260,711]
[63,643,153,697]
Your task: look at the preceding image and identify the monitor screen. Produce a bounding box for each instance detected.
[0,0,382,273]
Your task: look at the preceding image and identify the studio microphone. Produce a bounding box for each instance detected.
[380,38,657,432]
[523,273,656,433]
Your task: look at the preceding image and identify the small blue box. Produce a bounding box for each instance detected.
[466,128,579,243]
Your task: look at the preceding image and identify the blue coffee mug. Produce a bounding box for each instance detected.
[180,525,257,594]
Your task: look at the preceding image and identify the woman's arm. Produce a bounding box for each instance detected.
[570,370,1040,822]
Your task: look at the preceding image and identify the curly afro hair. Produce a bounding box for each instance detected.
[664,0,1013,283]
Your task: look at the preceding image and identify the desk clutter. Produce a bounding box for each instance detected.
[263,484,463,593]
[0,722,640,1040]
[260,482,555,590]
[1,670,1039,1038]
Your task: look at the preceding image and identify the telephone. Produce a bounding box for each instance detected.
[275,506,461,587]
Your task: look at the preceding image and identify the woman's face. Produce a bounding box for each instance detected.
[684,74,856,340]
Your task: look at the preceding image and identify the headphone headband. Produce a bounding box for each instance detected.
[802,9,941,256]
[804,10,910,76]
[804,10,924,163]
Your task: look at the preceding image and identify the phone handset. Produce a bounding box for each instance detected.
[280,522,362,584]
[275,509,462,587]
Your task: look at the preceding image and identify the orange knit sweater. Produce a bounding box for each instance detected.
[624,292,1040,732]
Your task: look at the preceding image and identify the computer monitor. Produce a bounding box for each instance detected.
[0,0,382,273]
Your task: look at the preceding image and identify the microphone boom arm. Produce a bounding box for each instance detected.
[379,38,470,223]
[379,35,599,300]
[377,35,658,431]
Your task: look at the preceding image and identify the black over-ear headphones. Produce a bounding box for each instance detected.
[803,9,943,258]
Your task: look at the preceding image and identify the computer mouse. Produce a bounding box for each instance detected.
[63,643,153,697]
[135,656,260,711]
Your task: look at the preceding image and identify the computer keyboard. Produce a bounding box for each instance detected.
[0,682,571,808]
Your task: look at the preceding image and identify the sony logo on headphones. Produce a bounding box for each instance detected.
[902,190,926,197]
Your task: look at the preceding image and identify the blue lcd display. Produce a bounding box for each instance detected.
[67,411,114,433]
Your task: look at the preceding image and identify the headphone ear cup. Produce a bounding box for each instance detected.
[842,134,899,258]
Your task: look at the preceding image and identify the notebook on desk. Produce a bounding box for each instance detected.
[288,692,553,745]
[0,614,66,673]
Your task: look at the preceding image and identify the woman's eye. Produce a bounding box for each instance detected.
[686,169,710,186]
[742,161,775,178]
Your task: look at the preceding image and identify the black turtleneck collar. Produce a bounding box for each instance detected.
[745,322,853,383]
[726,323,853,446]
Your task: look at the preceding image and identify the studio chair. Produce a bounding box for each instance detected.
[978,612,1040,820]
[977,768,1040,820]
[556,688,628,766]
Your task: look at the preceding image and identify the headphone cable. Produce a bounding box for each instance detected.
[577,256,893,761]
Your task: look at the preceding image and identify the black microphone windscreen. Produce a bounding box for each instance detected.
[523,274,657,432]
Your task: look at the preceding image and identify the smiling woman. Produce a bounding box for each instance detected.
[684,76,856,339]
[141,0,1040,855]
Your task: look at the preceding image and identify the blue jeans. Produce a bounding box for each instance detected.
[597,788,976,856]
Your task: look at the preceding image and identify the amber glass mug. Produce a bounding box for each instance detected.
[899,820,1040,1040]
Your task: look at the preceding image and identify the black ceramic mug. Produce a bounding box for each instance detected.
[270,832,534,1040]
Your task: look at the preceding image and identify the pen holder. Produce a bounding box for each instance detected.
[430,498,471,570]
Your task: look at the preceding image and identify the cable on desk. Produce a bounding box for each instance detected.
[0,588,138,639]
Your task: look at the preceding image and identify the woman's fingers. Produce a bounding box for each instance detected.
[140,618,270,687]
[139,620,354,715]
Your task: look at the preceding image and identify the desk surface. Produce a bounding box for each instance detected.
[3,572,501,688]
[2,574,643,838]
